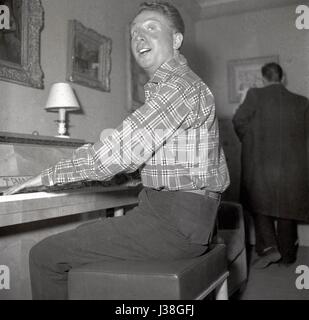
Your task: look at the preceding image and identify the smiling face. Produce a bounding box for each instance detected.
[130,10,183,78]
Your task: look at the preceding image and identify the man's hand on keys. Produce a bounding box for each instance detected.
[3,175,43,195]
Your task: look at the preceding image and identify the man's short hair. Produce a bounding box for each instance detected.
[137,1,185,35]
[261,63,283,82]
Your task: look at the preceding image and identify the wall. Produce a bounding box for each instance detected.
[0,0,197,142]
[195,4,309,118]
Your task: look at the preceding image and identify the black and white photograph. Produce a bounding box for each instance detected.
[0,0,308,307]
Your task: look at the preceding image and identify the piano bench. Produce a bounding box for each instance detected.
[68,244,228,300]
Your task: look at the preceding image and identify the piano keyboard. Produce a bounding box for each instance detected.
[0,182,141,227]
[0,173,142,227]
[0,172,142,195]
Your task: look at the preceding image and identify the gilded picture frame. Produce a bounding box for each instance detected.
[0,0,44,89]
[66,20,112,92]
[228,55,279,103]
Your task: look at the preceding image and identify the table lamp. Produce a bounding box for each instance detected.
[45,82,80,138]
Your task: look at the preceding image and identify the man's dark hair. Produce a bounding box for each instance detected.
[261,63,283,82]
[137,1,185,35]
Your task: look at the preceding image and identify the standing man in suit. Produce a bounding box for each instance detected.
[233,63,309,268]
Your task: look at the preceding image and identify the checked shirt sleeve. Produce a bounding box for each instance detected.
[41,83,195,186]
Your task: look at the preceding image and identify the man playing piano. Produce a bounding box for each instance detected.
[4,1,230,299]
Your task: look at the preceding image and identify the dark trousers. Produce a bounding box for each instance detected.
[253,212,298,262]
[29,188,220,300]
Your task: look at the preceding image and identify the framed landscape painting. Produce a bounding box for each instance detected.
[66,20,112,92]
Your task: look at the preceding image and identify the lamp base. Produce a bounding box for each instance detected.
[55,119,70,138]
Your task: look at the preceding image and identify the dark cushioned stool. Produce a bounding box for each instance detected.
[216,201,247,296]
[68,244,228,300]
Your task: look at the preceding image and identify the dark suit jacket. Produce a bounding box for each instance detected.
[233,84,309,221]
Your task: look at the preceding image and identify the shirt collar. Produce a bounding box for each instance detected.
[146,53,188,86]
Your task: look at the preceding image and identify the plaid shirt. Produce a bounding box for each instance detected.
[41,54,230,193]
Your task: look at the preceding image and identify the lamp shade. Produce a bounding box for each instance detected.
[45,82,80,111]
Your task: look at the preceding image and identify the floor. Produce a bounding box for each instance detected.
[233,246,309,300]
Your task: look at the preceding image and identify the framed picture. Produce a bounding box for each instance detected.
[227,55,279,103]
[0,0,44,89]
[126,27,149,112]
[66,20,112,92]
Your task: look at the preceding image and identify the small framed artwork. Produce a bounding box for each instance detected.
[126,27,149,112]
[227,55,279,103]
[66,20,112,92]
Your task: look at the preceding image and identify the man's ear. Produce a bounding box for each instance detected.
[173,32,183,50]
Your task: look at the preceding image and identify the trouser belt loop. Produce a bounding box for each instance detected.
[205,190,221,201]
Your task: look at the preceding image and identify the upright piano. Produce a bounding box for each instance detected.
[0,132,141,299]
